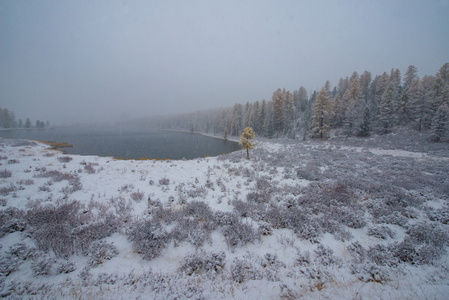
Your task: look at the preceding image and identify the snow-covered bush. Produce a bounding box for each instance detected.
[393,222,449,265]
[171,218,211,247]
[367,244,397,267]
[295,250,312,266]
[159,177,170,186]
[183,200,214,223]
[214,211,238,226]
[26,201,82,258]
[0,255,20,276]
[31,254,54,276]
[427,204,449,224]
[7,159,19,164]
[347,241,366,264]
[1,218,26,236]
[296,162,321,181]
[56,261,76,274]
[128,218,169,260]
[0,242,35,276]
[84,163,96,174]
[258,221,273,236]
[0,183,17,196]
[367,225,396,239]
[75,218,118,255]
[232,199,257,218]
[130,190,144,202]
[314,244,341,266]
[0,169,12,178]
[57,156,72,163]
[17,179,34,185]
[230,256,262,283]
[87,241,119,266]
[350,263,390,283]
[223,220,259,248]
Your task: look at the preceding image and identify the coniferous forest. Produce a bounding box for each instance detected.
[155,63,449,143]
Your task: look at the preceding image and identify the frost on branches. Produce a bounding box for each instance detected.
[239,127,257,159]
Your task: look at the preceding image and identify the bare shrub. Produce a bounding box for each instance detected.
[58,156,73,163]
[87,241,119,266]
[171,218,211,248]
[393,222,449,264]
[26,201,82,258]
[130,190,144,202]
[367,225,396,239]
[7,159,19,165]
[231,256,262,283]
[128,218,169,260]
[74,218,118,255]
[0,169,12,178]
[84,163,96,174]
[159,177,170,186]
[180,251,226,276]
[31,255,54,276]
[17,179,34,185]
[0,183,17,196]
[314,244,341,266]
[223,220,259,248]
[56,261,76,274]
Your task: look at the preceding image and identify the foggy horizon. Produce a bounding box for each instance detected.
[1,0,449,125]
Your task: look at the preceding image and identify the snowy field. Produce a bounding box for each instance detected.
[0,131,448,299]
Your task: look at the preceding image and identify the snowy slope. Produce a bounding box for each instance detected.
[0,136,448,299]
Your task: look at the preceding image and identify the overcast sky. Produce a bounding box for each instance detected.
[1,0,449,125]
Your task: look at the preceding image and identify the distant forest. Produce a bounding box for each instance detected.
[154,63,449,142]
[0,107,49,129]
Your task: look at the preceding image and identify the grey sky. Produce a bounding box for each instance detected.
[1,0,449,125]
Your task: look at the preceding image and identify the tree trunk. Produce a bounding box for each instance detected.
[246,148,250,159]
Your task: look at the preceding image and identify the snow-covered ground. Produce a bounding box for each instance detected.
[0,134,448,299]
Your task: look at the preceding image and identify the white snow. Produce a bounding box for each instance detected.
[0,137,448,299]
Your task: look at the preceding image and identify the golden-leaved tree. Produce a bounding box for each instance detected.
[239,127,257,159]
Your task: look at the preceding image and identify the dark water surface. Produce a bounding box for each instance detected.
[0,127,241,159]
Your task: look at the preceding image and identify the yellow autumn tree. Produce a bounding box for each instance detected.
[239,127,257,159]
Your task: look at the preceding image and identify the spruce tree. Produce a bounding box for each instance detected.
[310,86,333,139]
[430,104,449,142]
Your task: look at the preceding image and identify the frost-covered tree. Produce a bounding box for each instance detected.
[378,82,398,134]
[359,107,371,136]
[272,88,284,134]
[430,104,449,142]
[284,90,295,137]
[231,103,243,136]
[239,127,257,159]
[403,65,418,88]
[310,86,333,139]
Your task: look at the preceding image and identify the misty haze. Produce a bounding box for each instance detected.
[1,1,449,299]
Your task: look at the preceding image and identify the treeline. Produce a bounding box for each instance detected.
[156,62,449,142]
[0,107,50,129]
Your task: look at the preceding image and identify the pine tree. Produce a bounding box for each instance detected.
[223,127,228,140]
[310,86,333,139]
[403,65,418,88]
[359,107,371,136]
[25,118,32,128]
[284,90,295,137]
[231,103,243,136]
[272,88,284,134]
[430,104,449,142]
[378,82,398,134]
[239,127,257,159]
[258,99,267,136]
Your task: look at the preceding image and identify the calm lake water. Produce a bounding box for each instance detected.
[0,127,241,160]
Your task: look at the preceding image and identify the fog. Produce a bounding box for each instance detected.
[1,0,448,125]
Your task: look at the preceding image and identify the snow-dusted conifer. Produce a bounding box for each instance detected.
[310,86,333,139]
